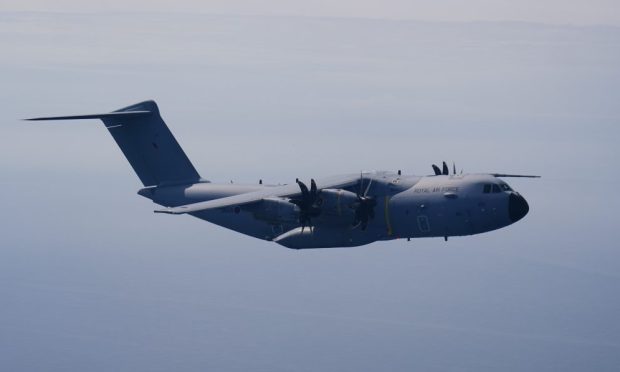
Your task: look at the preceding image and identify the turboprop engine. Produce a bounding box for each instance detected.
[317,189,358,220]
[252,189,359,226]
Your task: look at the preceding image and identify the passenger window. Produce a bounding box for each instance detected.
[483,184,491,193]
[492,184,501,193]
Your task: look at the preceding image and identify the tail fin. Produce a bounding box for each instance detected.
[27,100,201,186]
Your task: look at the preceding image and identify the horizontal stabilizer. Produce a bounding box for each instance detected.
[25,111,151,121]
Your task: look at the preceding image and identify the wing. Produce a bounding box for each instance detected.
[154,174,362,215]
[491,174,541,178]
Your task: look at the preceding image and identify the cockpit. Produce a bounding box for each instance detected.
[482,181,512,194]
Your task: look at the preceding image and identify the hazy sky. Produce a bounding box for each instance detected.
[1,0,620,25]
[1,9,619,372]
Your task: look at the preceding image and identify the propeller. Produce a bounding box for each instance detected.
[432,161,460,176]
[352,174,377,231]
[289,179,322,232]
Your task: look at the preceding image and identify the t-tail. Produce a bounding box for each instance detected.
[26,100,202,186]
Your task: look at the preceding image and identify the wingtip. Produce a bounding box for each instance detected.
[154,209,174,214]
[154,207,188,215]
[491,173,542,178]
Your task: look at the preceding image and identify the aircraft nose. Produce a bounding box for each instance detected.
[508,193,529,222]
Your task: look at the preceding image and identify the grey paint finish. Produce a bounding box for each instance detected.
[29,101,535,249]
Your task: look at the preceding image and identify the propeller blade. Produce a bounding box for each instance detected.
[292,178,323,232]
[351,195,376,230]
[453,162,456,175]
[442,161,449,175]
[357,172,364,197]
[300,214,313,233]
[310,179,318,196]
[297,179,309,197]
[432,164,441,175]
[363,178,373,197]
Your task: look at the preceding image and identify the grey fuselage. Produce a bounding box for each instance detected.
[140,171,529,249]
[28,101,532,249]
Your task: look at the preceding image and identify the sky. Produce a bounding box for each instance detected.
[2,0,620,26]
[1,5,620,372]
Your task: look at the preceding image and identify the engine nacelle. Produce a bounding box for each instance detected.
[252,197,299,223]
[251,189,358,225]
[317,189,358,218]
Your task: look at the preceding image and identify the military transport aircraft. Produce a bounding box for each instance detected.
[28,101,538,249]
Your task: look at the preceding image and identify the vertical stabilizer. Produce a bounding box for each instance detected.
[27,100,201,186]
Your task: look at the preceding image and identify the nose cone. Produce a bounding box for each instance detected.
[509,193,529,222]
